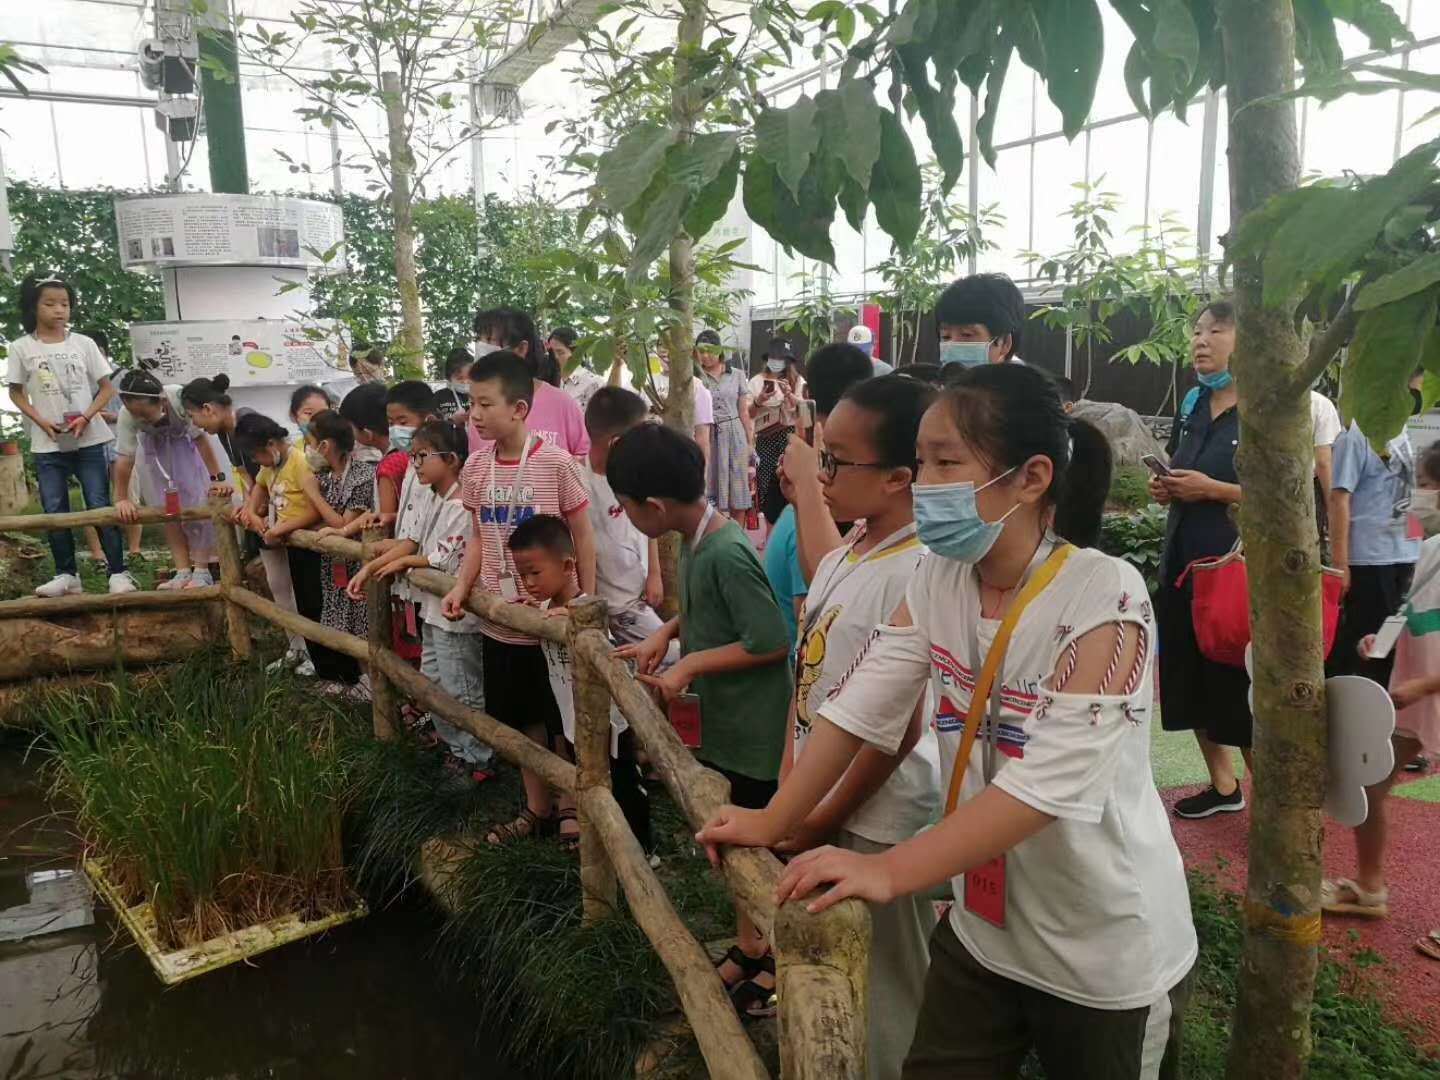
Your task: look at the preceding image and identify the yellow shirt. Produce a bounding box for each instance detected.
[255,446,315,526]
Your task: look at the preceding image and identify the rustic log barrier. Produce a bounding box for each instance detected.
[3,506,870,1079]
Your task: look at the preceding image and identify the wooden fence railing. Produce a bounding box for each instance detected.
[0,498,871,1080]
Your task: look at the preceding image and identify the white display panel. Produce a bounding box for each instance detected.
[114,194,344,271]
[129,318,349,387]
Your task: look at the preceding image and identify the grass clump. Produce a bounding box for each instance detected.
[39,650,362,949]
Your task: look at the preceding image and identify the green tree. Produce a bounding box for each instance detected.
[220,0,515,365]
[585,1,1420,1075]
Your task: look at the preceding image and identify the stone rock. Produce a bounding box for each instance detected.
[1070,400,1168,466]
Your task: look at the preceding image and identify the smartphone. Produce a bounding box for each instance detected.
[796,399,817,445]
[668,693,702,749]
[1141,454,1173,478]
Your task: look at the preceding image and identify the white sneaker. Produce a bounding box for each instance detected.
[156,569,192,591]
[35,574,83,598]
[185,569,215,588]
[107,572,139,594]
[266,649,310,675]
[294,657,316,677]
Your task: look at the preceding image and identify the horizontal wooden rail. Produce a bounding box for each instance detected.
[366,643,576,794]
[286,529,566,644]
[223,584,577,794]
[0,586,221,621]
[0,506,211,533]
[578,785,768,1080]
[225,585,370,664]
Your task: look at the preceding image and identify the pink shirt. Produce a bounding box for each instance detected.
[468,380,590,458]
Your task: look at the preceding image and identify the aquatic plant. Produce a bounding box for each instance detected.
[38,651,360,949]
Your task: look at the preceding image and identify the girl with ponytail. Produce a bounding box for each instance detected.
[763,362,1196,1074]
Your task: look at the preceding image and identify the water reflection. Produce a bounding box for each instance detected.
[0,737,528,1079]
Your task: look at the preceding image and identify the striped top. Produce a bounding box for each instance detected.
[459,434,589,644]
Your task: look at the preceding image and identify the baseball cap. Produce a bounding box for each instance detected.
[767,336,796,359]
[847,325,873,346]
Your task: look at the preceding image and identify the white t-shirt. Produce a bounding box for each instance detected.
[5,333,114,454]
[394,467,439,602]
[584,465,651,612]
[418,490,481,632]
[820,543,1196,1009]
[795,523,939,845]
[1311,391,1341,448]
[540,598,628,755]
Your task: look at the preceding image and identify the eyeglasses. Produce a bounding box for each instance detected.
[409,450,454,466]
[818,449,888,482]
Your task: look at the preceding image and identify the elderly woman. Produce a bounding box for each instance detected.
[1152,300,1251,820]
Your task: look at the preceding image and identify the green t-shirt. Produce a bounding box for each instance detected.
[680,519,792,781]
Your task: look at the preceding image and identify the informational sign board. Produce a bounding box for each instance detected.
[128,319,349,387]
[114,194,343,271]
[1407,409,1440,455]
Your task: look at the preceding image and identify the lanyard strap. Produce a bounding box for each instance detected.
[802,522,918,637]
[690,502,717,551]
[417,483,460,548]
[945,542,1075,815]
[487,435,536,533]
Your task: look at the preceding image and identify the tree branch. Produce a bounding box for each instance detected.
[1289,288,1359,395]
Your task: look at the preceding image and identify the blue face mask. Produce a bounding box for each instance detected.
[389,425,416,451]
[912,468,1018,563]
[298,420,313,437]
[1197,368,1233,390]
[940,341,992,368]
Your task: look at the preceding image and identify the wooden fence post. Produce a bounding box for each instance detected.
[773,897,871,1080]
[362,526,399,739]
[210,495,252,660]
[569,596,617,923]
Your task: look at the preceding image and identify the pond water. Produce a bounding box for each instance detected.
[0,735,529,1079]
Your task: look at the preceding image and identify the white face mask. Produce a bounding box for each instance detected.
[1412,487,1440,535]
[765,359,787,374]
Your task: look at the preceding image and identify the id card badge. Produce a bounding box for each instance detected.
[668,693,702,749]
[331,560,350,589]
[1369,614,1407,660]
[964,855,1007,928]
[163,483,181,517]
[498,573,520,601]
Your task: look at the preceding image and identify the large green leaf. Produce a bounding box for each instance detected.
[1152,0,1200,81]
[977,43,1013,168]
[1038,0,1104,139]
[1341,287,1439,449]
[1259,141,1440,307]
[1421,328,1440,411]
[1294,0,1343,72]
[870,108,923,251]
[742,152,837,264]
[596,123,678,212]
[683,147,741,242]
[897,45,965,191]
[755,96,821,198]
[627,182,690,285]
[815,81,883,194]
[1356,252,1440,312]
[1327,0,1411,52]
[668,132,739,193]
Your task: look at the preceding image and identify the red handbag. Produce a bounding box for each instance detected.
[1175,544,1344,668]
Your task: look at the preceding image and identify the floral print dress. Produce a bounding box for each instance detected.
[318,457,377,639]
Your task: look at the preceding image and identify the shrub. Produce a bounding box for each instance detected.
[1097,505,1168,591]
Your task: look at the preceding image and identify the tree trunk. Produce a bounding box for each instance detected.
[652,0,706,617]
[661,0,703,439]
[1217,3,1326,1076]
[198,0,249,194]
[382,70,424,368]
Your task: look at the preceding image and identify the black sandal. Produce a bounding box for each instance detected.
[557,807,581,853]
[714,945,773,992]
[730,975,777,1021]
[485,806,555,845]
